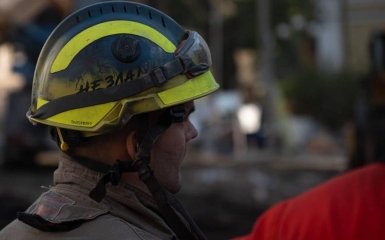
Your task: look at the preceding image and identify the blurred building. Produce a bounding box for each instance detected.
[312,0,385,72]
[345,0,385,71]
[315,0,345,71]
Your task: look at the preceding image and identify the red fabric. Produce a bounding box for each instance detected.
[234,163,385,240]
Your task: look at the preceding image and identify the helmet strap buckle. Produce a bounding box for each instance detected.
[151,67,167,86]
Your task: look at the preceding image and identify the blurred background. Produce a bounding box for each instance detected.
[0,0,385,239]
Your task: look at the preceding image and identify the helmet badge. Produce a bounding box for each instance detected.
[111,36,141,63]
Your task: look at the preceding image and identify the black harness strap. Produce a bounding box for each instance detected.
[88,160,137,202]
[17,212,86,232]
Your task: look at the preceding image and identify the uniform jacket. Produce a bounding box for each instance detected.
[234,163,385,240]
[0,154,177,240]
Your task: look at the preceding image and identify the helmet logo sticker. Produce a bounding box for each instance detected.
[111,36,141,63]
[71,120,93,126]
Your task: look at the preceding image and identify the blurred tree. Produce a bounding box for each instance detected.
[272,0,314,24]
[272,0,316,76]
[146,0,358,132]
[151,0,313,89]
[280,69,360,130]
[154,0,256,89]
[224,0,257,89]
[270,0,361,132]
[161,0,209,31]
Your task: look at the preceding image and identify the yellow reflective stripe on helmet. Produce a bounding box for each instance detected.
[51,20,177,73]
[36,97,116,128]
[157,71,219,105]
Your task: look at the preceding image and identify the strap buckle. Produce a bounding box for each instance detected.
[151,67,167,87]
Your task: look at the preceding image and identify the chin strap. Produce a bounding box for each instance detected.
[88,160,136,202]
[82,106,207,240]
[133,108,207,240]
[137,164,207,240]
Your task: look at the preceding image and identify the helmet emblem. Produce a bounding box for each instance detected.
[111,36,141,63]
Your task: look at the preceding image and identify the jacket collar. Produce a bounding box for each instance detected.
[26,153,174,238]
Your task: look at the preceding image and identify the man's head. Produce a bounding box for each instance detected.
[69,100,197,193]
[26,1,218,194]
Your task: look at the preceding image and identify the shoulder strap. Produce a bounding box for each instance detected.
[17,212,86,232]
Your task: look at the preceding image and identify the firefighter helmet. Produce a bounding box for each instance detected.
[27,1,219,136]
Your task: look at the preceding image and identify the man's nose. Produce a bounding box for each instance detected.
[186,120,198,142]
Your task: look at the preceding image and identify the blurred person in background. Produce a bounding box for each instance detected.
[0,1,218,240]
[232,30,385,240]
[1,0,73,167]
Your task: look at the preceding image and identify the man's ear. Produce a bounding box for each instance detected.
[124,114,149,160]
[125,131,137,161]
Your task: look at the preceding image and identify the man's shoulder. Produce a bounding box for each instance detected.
[0,215,165,240]
[4,187,173,240]
[71,214,167,239]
